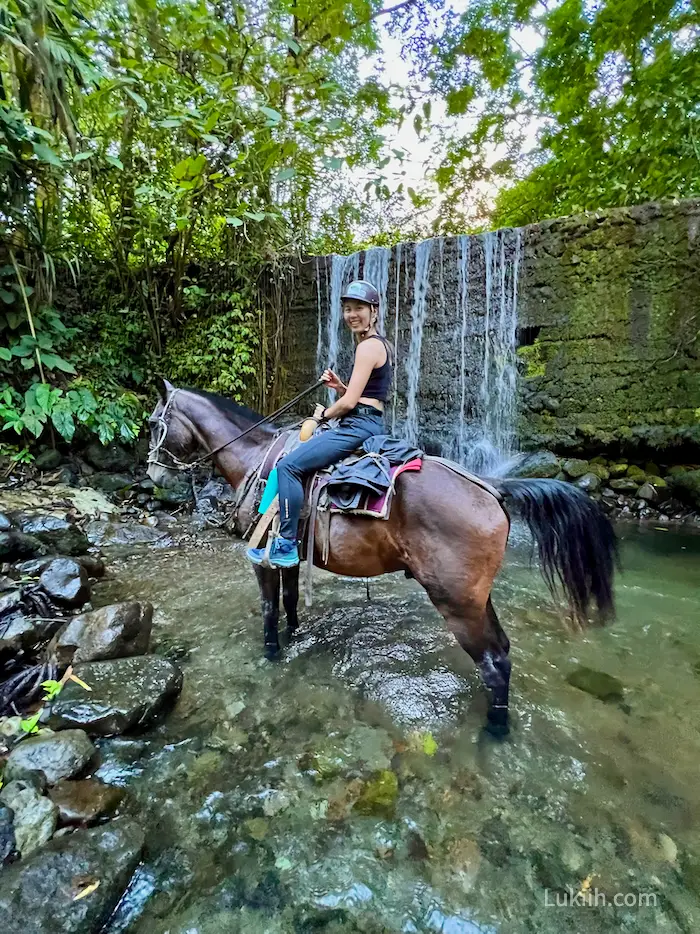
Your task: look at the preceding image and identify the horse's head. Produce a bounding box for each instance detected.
[146,377,198,488]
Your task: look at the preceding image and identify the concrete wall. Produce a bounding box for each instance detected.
[281,199,700,460]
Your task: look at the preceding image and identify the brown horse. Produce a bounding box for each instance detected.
[147,379,617,735]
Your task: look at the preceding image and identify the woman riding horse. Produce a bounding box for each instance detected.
[246,279,391,569]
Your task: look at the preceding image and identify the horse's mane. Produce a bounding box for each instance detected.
[187,388,275,433]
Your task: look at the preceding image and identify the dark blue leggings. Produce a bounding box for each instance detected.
[277,410,384,540]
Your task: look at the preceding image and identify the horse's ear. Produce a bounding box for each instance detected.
[156,376,174,402]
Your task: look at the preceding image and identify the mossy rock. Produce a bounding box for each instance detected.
[644,462,661,476]
[586,463,610,481]
[668,469,700,509]
[566,666,624,703]
[626,465,646,481]
[562,458,590,478]
[647,475,667,488]
[667,465,688,476]
[353,770,399,818]
[608,462,629,477]
[514,451,561,479]
[610,478,639,492]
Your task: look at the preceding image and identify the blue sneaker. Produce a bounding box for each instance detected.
[247,536,300,568]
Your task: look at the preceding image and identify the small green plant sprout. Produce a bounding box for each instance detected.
[407,730,439,756]
[20,710,42,734]
[41,679,63,701]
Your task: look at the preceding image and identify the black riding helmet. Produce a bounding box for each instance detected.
[340,279,380,306]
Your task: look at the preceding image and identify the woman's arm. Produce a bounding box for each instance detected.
[321,340,383,419]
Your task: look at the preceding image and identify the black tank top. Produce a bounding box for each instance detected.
[362,335,393,402]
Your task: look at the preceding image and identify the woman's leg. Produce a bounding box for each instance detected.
[277,414,382,541]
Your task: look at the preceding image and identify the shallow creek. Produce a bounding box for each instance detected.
[93,522,700,934]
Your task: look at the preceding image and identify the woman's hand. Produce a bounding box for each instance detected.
[321,369,345,393]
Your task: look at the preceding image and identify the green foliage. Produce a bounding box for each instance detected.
[417,0,700,226]
[163,289,258,401]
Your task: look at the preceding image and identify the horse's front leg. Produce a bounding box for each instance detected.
[281,565,300,636]
[253,565,281,659]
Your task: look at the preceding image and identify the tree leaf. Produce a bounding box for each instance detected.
[124,88,148,112]
[0,347,11,361]
[32,142,62,167]
[0,289,14,304]
[105,155,124,170]
[39,352,77,374]
[35,383,52,413]
[284,37,301,54]
[225,216,244,226]
[73,150,94,162]
[51,407,75,441]
[243,211,266,221]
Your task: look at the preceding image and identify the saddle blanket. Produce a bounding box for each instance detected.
[328,457,423,519]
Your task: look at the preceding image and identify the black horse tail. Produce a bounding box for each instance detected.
[491,478,618,626]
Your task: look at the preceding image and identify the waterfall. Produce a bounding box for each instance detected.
[463,228,522,472]
[404,238,434,445]
[391,243,402,436]
[456,235,470,462]
[363,247,391,331]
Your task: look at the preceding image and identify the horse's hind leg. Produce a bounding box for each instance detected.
[418,574,512,737]
[253,565,281,659]
[281,565,300,636]
[479,598,512,737]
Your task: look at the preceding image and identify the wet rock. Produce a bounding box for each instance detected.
[0,819,145,934]
[154,482,192,506]
[34,450,63,472]
[49,602,153,666]
[0,780,58,857]
[609,478,639,492]
[14,554,105,579]
[4,730,96,785]
[49,779,125,826]
[90,473,134,494]
[0,530,47,562]
[608,462,628,477]
[0,513,12,531]
[93,738,147,787]
[40,558,90,608]
[84,442,133,473]
[0,806,16,865]
[575,472,601,493]
[637,482,658,502]
[48,656,183,736]
[18,515,90,557]
[513,451,561,479]
[352,770,399,817]
[566,665,624,702]
[585,462,609,481]
[85,520,166,547]
[444,837,481,893]
[478,816,512,867]
[562,458,590,478]
[626,464,647,481]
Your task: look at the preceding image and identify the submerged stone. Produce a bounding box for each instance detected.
[352,769,399,817]
[0,819,144,934]
[566,666,624,702]
[49,778,125,826]
[48,656,183,736]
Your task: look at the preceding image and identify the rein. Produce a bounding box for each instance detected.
[147,380,324,474]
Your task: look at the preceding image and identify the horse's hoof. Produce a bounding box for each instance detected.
[484,716,510,740]
[264,644,281,661]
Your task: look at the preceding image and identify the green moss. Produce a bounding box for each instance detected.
[353,770,399,817]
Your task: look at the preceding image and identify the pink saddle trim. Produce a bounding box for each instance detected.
[329,456,422,518]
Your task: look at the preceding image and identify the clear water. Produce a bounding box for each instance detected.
[98,523,700,934]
